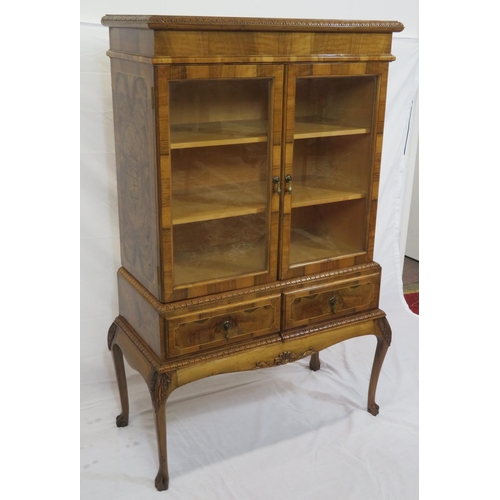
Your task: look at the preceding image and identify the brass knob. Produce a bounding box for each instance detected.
[222,320,231,340]
[329,296,337,313]
[285,174,293,193]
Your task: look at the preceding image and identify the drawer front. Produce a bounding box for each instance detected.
[283,276,379,329]
[166,294,281,357]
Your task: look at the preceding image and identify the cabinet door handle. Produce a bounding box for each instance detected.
[273,176,281,194]
[285,174,293,193]
[222,320,231,340]
[329,296,337,313]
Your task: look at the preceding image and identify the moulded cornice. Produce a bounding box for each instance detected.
[157,309,385,372]
[101,15,404,33]
[117,262,381,314]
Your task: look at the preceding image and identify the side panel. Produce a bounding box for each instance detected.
[109,27,155,57]
[110,58,161,299]
[117,271,164,359]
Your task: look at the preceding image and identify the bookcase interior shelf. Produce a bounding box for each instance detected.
[170,119,268,149]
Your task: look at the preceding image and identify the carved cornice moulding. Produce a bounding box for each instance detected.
[114,316,161,368]
[159,309,385,372]
[118,262,381,314]
[101,15,404,33]
[282,309,385,343]
[113,310,385,373]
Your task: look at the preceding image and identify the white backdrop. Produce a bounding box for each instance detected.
[80,3,419,499]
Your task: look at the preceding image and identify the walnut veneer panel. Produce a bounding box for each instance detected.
[153,31,395,62]
[118,272,163,358]
[283,274,380,329]
[109,27,154,56]
[110,59,161,299]
[166,294,281,357]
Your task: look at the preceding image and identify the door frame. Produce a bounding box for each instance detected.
[156,64,285,302]
[279,62,389,280]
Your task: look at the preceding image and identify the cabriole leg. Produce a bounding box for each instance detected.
[148,371,172,491]
[367,317,392,416]
[112,345,130,426]
[108,322,129,427]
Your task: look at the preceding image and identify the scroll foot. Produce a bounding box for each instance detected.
[309,351,321,371]
[116,413,129,427]
[155,470,169,491]
[367,402,380,416]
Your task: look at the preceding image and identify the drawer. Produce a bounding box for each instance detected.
[283,276,379,329]
[166,294,281,357]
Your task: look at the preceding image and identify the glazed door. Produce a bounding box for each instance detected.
[158,65,284,301]
[280,63,386,280]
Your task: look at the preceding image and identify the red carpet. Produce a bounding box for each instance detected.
[404,292,419,315]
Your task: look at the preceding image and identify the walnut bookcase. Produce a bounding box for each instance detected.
[101,14,403,491]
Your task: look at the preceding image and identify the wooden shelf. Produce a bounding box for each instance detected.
[289,227,363,265]
[172,184,365,224]
[292,185,365,208]
[171,119,268,149]
[294,117,369,139]
[174,240,266,286]
[172,181,267,225]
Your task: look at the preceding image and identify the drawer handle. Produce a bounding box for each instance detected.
[222,320,231,340]
[329,296,337,313]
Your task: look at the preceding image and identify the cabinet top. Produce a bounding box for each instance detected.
[101,15,404,33]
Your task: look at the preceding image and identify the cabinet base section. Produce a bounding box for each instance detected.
[107,309,391,491]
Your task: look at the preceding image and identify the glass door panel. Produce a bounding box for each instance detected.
[169,78,271,286]
[288,75,377,267]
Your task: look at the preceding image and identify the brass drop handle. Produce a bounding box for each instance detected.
[329,296,337,313]
[273,176,281,194]
[285,174,293,193]
[222,320,231,340]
